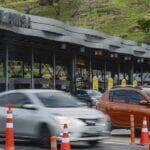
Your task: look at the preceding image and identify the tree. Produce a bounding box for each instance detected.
[39,0,61,16]
[138,18,150,44]
[138,18,150,33]
[39,0,53,6]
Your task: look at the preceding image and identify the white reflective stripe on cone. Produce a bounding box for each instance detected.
[62,138,70,143]
[51,142,57,147]
[6,123,13,128]
[142,128,148,132]
[7,113,13,118]
[143,121,147,125]
[63,129,68,133]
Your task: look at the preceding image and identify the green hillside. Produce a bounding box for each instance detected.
[1,0,150,43]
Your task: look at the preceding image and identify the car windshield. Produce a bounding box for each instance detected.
[86,90,102,97]
[36,92,81,108]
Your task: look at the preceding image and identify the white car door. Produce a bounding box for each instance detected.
[0,93,38,138]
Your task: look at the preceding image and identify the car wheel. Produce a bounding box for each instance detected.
[109,122,114,131]
[88,140,99,147]
[39,124,51,148]
[135,128,141,136]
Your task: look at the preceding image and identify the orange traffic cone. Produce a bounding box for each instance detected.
[140,117,149,145]
[51,136,57,150]
[5,104,15,150]
[60,124,71,150]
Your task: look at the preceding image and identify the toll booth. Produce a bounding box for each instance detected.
[0,7,149,92]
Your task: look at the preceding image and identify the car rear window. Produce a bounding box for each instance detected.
[109,90,145,104]
[109,90,128,103]
[127,91,145,104]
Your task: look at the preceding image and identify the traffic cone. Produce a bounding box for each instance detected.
[140,117,149,145]
[130,114,135,144]
[50,136,57,150]
[60,124,71,150]
[5,104,15,150]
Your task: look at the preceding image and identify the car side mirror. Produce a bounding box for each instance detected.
[22,104,38,110]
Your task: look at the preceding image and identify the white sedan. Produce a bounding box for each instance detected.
[0,89,110,147]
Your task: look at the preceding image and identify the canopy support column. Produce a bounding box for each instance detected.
[89,51,92,89]
[72,54,76,93]
[39,62,42,78]
[53,51,56,89]
[22,61,25,78]
[104,59,107,90]
[31,49,34,89]
[118,62,120,85]
[141,65,143,86]
[130,61,134,84]
[5,45,9,91]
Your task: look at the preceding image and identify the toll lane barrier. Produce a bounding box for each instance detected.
[140,117,149,145]
[130,114,135,144]
[60,124,71,150]
[50,124,71,150]
[51,136,57,150]
[5,104,15,150]
[130,115,150,149]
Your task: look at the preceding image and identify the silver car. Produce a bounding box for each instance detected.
[0,89,110,147]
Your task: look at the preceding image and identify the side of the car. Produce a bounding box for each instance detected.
[0,91,59,143]
[98,88,150,128]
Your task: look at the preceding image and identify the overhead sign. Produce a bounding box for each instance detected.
[0,9,31,28]
[76,59,85,66]
[95,50,103,56]
[93,76,99,91]
[108,77,113,90]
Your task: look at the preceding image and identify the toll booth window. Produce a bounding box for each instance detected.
[109,90,128,103]
[127,91,145,104]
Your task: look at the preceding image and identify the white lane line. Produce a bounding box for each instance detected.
[103,141,130,145]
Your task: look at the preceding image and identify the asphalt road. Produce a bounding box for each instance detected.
[0,143,145,150]
[0,136,146,150]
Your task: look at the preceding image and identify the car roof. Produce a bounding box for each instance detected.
[142,88,150,91]
[142,88,150,93]
[77,89,96,91]
[0,89,63,95]
[110,87,139,91]
[110,86,150,93]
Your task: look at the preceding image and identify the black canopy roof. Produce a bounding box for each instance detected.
[0,7,150,58]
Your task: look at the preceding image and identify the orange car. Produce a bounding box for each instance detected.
[97,86,150,129]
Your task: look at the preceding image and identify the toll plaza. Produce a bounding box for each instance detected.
[0,7,150,92]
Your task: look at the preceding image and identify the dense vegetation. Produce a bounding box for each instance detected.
[0,0,150,44]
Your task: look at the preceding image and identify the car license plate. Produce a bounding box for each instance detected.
[84,126,101,133]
